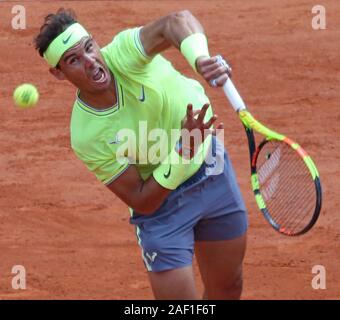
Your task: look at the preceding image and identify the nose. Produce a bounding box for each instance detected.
[84,53,96,68]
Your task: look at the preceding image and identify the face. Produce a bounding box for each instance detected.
[51,36,112,93]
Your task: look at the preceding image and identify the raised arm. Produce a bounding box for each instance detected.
[140,10,231,87]
[140,10,204,55]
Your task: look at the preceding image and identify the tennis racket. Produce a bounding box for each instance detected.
[222,78,322,236]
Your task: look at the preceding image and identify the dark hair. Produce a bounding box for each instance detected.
[34,8,77,57]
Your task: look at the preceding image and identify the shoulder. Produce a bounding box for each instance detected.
[101,27,145,53]
[100,27,152,74]
[70,102,99,155]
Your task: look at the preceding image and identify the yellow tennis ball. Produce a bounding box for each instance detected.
[13,83,39,109]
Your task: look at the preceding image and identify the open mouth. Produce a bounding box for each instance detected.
[91,66,107,83]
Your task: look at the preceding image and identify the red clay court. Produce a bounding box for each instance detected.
[0,0,339,299]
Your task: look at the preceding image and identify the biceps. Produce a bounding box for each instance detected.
[140,10,204,57]
[107,165,143,206]
[140,16,172,57]
[106,165,171,214]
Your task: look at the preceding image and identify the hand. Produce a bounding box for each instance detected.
[180,103,224,158]
[196,55,232,88]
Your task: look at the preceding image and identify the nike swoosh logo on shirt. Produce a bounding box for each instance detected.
[108,135,121,144]
[163,165,171,179]
[138,85,145,102]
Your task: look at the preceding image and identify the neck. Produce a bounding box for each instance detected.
[78,79,117,110]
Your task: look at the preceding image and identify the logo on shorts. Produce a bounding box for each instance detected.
[146,252,157,263]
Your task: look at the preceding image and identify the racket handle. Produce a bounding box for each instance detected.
[222,78,247,112]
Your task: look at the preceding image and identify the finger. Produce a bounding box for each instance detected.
[205,65,230,82]
[186,104,193,119]
[211,74,229,87]
[204,114,218,129]
[199,58,220,74]
[197,103,210,123]
[201,55,231,73]
[200,63,218,74]
[197,56,217,69]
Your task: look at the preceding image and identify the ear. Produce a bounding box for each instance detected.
[49,67,67,81]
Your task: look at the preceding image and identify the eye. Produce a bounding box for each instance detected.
[69,57,78,64]
[85,43,93,52]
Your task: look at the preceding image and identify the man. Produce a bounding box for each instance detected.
[34,8,248,300]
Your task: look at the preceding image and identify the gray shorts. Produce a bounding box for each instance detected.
[130,137,248,272]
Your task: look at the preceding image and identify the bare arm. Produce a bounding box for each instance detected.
[140,10,231,87]
[107,164,170,215]
[140,10,204,56]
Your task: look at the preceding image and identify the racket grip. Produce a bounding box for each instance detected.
[222,78,247,112]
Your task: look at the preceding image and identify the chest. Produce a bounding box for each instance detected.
[99,80,167,159]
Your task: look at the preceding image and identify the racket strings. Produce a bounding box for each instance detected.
[261,174,315,233]
[260,158,315,232]
[260,153,315,233]
[264,178,313,230]
[256,141,316,234]
[265,165,314,220]
[273,185,315,231]
[258,145,307,202]
[271,173,315,227]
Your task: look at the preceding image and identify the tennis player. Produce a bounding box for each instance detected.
[34,8,248,300]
